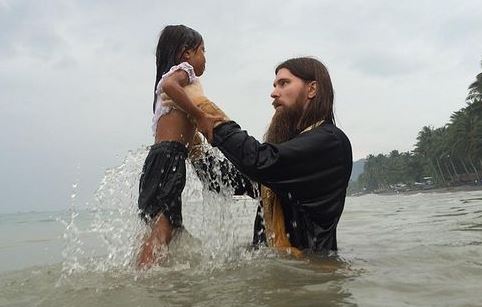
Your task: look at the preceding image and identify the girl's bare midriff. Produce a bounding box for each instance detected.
[155,108,196,145]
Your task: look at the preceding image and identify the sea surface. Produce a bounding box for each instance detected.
[1,148,482,307]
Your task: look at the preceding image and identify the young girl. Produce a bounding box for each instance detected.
[136,25,227,268]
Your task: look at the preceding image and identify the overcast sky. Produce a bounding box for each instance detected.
[1,0,481,213]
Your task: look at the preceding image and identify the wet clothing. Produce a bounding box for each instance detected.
[151,62,230,136]
[152,62,199,135]
[138,141,187,228]
[212,120,352,252]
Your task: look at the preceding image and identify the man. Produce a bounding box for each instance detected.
[199,57,352,255]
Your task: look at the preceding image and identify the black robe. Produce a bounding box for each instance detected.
[205,120,352,252]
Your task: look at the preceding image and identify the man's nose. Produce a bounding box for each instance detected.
[271,88,279,99]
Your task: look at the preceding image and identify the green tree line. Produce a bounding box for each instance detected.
[350,61,482,194]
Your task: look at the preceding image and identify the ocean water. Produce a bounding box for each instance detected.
[1,147,482,306]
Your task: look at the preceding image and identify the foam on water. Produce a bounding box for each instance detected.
[58,145,262,283]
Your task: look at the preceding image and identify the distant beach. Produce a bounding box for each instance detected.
[380,184,482,196]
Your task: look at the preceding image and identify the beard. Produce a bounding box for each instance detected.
[264,94,306,144]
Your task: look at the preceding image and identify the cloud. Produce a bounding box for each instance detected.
[0,1,71,60]
[351,51,424,77]
[1,0,482,213]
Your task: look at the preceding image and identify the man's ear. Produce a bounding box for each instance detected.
[307,81,317,99]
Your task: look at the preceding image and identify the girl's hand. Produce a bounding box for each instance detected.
[196,112,225,143]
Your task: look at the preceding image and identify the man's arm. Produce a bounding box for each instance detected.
[211,121,351,199]
[190,146,258,198]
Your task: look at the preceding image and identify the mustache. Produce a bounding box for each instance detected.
[272,99,281,108]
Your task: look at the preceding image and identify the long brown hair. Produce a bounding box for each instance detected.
[275,57,335,129]
[153,25,203,112]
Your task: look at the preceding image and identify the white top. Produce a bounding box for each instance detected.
[151,62,198,136]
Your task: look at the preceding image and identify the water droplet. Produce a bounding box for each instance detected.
[172,166,177,172]
[287,192,292,200]
[292,221,297,228]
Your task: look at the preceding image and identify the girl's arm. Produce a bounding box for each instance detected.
[162,70,222,141]
[161,70,205,121]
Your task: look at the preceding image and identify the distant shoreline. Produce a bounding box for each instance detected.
[401,184,482,195]
[350,184,482,197]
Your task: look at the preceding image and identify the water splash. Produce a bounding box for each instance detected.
[59,144,260,280]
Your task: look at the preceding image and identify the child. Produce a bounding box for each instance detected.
[136,25,227,268]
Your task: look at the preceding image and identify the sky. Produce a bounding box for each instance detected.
[1,0,481,213]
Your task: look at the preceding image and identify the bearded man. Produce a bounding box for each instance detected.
[197,57,352,255]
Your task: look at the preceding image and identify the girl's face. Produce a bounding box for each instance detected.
[184,41,206,76]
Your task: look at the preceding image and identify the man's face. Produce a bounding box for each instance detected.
[265,68,311,144]
[271,68,310,112]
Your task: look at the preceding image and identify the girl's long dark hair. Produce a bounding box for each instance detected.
[275,57,335,128]
[152,25,203,112]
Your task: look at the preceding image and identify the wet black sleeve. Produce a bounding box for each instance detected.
[212,121,352,203]
[190,150,258,198]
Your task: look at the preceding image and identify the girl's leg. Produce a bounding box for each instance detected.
[137,214,172,269]
[136,140,187,269]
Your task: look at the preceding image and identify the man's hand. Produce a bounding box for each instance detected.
[188,96,229,143]
[195,112,225,143]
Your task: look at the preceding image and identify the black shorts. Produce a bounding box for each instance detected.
[138,141,187,228]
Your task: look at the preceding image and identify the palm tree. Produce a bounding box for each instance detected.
[414,126,445,184]
[448,109,469,181]
[465,60,482,176]
[467,60,482,103]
